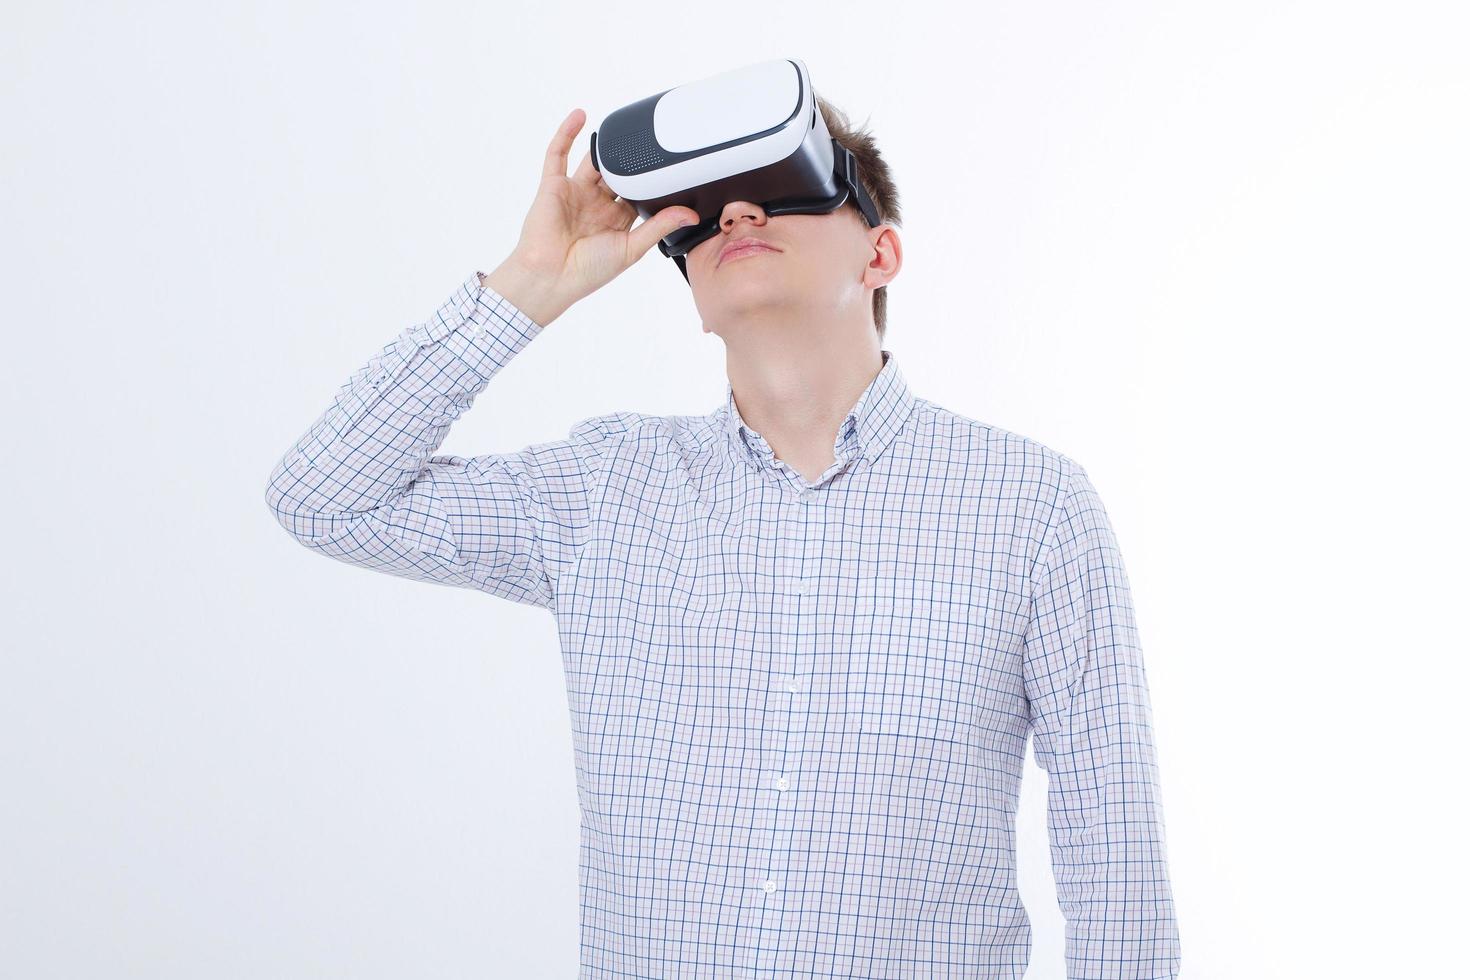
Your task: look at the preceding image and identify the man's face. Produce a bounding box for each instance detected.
[684,200,895,338]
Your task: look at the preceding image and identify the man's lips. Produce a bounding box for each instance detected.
[719,241,780,266]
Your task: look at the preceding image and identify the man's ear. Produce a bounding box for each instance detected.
[866,223,902,288]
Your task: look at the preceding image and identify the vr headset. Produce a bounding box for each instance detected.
[589,57,882,285]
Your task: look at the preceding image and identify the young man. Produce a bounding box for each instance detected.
[266,102,1181,978]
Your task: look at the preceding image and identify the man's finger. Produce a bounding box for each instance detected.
[571,147,603,187]
[542,108,584,180]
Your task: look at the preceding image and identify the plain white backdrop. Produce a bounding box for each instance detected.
[3,1,1465,976]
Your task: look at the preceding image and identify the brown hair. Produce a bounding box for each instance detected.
[815,92,903,344]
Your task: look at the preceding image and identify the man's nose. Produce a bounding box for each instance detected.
[719,201,767,229]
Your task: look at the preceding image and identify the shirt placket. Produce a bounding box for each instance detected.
[752,471,819,976]
[743,416,859,976]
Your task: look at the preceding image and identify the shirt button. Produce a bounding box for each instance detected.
[775,777,789,791]
[762,880,778,894]
[786,681,799,693]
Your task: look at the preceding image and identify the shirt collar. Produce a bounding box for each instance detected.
[717,349,916,475]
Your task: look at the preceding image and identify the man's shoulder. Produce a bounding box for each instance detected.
[569,409,660,443]
[566,408,722,459]
[911,396,1083,481]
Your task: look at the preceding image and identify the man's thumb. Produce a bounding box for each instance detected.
[628,207,702,260]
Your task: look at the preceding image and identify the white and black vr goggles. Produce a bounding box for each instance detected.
[589,57,882,285]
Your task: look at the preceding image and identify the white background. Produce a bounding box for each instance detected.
[3,1,1465,977]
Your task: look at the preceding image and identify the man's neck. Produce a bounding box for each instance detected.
[726,344,884,482]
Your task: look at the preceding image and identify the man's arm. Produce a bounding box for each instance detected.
[265,106,701,610]
[263,271,625,611]
[1022,459,1182,978]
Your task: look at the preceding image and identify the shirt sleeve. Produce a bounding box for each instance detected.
[264,271,623,613]
[1022,459,1182,978]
